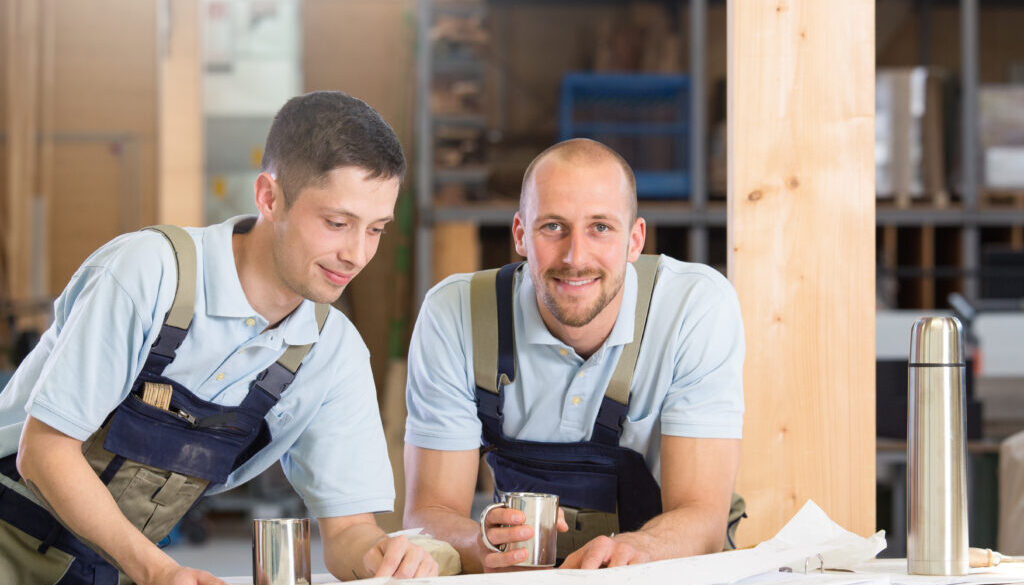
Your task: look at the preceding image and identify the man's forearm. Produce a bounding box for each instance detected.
[18,433,179,583]
[406,506,489,573]
[322,520,386,580]
[623,504,727,560]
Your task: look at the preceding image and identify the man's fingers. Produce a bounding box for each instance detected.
[486,523,534,547]
[361,542,384,578]
[196,571,228,585]
[483,548,530,571]
[373,535,409,578]
[559,535,651,571]
[607,542,641,568]
[414,555,439,578]
[579,536,615,570]
[556,508,569,532]
[559,550,582,569]
[485,507,526,527]
[393,542,425,579]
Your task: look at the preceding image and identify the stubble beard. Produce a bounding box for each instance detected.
[540,267,624,328]
[272,243,344,306]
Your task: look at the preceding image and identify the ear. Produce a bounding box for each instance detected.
[512,211,528,257]
[254,172,283,220]
[627,217,646,262]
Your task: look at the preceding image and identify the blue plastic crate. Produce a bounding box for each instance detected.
[559,73,691,199]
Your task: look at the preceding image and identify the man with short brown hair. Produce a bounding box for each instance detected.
[0,91,436,584]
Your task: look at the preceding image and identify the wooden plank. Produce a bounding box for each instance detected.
[157,0,202,227]
[51,0,158,232]
[303,0,415,146]
[49,141,126,291]
[1011,227,1023,251]
[5,0,40,307]
[36,0,55,302]
[376,358,409,533]
[433,221,480,285]
[44,0,157,294]
[303,1,418,442]
[728,0,875,545]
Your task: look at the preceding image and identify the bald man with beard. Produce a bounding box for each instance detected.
[403,138,746,573]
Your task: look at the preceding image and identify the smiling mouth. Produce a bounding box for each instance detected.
[557,277,597,287]
[320,265,353,286]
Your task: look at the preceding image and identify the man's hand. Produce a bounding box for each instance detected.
[560,533,652,570]
[361,534,439,579]
[480,506,569,572]
[147,562,227,585]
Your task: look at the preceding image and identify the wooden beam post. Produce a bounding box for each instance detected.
[157,0,203,227]
[728,0,876,544]
[5,0,53,331]
[5,0,40,306]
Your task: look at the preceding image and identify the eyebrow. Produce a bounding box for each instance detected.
[536,213,621,223]
[323,209,394,224]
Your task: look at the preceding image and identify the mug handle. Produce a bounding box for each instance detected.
[478,501,509,553]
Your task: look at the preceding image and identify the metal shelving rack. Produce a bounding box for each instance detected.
[960,0,981,300]
[415,0,1023,307]
[416,0,495,304]
[414,0,714,304]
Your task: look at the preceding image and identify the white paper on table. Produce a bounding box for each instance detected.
[290,499,886,585]
[732,571,892,585]
[226,500,887,585]
[761,500,888,572]
[850,558,1024,585]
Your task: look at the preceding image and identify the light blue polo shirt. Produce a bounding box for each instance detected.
[405,256,745,482]
[0,216,394,518]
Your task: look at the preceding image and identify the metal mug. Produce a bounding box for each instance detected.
[252,518,311,585]
[479,492,559,567]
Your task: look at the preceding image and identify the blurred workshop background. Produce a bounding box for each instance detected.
[2,0,1024,576]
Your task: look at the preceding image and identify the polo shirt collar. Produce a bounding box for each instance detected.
[518,262,638,351]
[202,215,322,347]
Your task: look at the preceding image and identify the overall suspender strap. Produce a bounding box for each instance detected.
[470,257,661,440]
[141,225,196,374]
[471,263,521,420]
[251,302,331,401]
[592,254,661,446]
[471,268,501,394]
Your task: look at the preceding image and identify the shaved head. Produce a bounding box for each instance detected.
[520,138,637,221]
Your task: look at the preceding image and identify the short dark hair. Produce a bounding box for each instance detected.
[521,138,637,221]
[261,91,406,205]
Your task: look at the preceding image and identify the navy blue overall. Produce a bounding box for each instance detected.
[0,225,327,584]
[474,261,663,551]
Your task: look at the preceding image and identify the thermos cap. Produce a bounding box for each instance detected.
[909,316,963,365]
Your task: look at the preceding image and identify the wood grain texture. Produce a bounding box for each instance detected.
[157,0,203,227]
[5,0,40,303]
[727,0,876,545]
[41,0,157,296]
[433,222,480,285]
[303,0,418,411]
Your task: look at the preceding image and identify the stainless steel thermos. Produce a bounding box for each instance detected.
[907,317,969,576]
